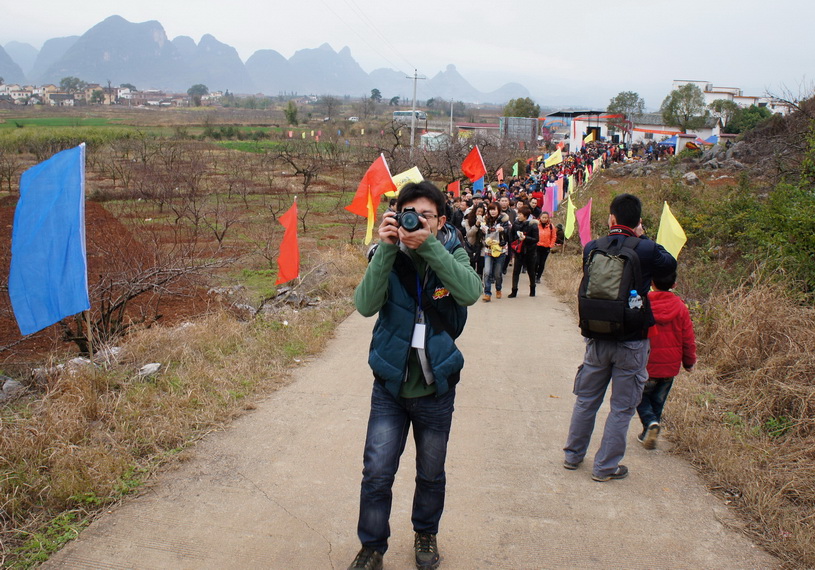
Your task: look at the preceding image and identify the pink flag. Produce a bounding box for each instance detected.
[542,183,555,213]
[575,198,593,247]
[553,178,563,212]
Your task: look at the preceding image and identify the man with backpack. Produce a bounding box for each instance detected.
[349,181,481,570]
[563,194,676,482]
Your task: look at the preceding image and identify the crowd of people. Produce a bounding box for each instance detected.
[348,167,697,569]
[443,141,627,302]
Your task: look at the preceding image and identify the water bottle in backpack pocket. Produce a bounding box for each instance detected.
[577,236,648,340]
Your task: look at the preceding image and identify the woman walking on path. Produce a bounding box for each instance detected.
[535,211,558,284]
[463,203,486,277]
[508,206,539,298]
[481,202,510,302]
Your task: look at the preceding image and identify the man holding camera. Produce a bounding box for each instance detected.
[349,181,481,570]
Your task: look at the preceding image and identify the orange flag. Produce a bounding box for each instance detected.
[447,180,461,197]
[345,154,397,244]
[275,199,300,285]
[461,145,486,182]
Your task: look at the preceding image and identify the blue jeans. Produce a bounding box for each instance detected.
[483,253,505,294]
[357,381,456,554]
[637,377,674,428]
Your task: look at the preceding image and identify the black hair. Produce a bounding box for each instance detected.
[396,181,446,216]
[652,271,677,292]
[609,193,642,228]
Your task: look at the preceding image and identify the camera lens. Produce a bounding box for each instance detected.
[399,210,422,232]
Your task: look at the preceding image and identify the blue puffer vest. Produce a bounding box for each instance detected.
[368,225,468,398]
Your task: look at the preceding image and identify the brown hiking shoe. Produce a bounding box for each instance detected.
[348,547,383,570]
[482,294,491,302]
[496,291,502,299]
[414,532,440,569]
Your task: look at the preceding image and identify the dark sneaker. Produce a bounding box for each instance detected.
[643,422,660,450]
[348,547,383,570]
[592,465,629,482]
[637,430,646,444]
[414,532,440,569]
[563,459,581,470]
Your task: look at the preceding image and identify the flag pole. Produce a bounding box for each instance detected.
[84,310,93,360]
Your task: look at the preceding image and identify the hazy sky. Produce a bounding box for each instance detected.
[3,0,813,108]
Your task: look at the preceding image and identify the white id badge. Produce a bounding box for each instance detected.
[411,323,426,349]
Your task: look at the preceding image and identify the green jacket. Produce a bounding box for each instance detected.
[355,225,481,397]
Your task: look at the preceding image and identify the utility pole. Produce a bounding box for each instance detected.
[449,100,454,135]
[406,69,426,161]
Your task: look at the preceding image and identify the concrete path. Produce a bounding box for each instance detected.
[46,284,776,569]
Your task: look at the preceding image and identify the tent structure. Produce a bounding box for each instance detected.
[705,135,719,145]
[658,135,677,146]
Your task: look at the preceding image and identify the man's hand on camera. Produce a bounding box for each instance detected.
[398,216,432,250]
[379,212,399,245]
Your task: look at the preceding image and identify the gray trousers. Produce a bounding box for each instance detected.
[563,338,649,478]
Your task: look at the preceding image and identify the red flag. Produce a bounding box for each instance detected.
[345,154,396,218]
[461,146,486,182]
[556,141,565,150]
[496,168,504,182]
[276,200,300,285]
[447,180,461,198]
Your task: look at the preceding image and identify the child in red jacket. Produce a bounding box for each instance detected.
[637,271,697,450]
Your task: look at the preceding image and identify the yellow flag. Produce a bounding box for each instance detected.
[544,149,563,168]
[568,175,575,193]
[656,201,687,259]
[361,128,365,135]
[364,192,376,244]
[565,195,577,239]
[584,131,595,144]
[385,166,424,197]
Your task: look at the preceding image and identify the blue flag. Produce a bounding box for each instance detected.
[472,177,484,192]
[9,144,90,335]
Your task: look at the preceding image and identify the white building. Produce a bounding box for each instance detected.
[671,80,793,115]
[570,112,721,147]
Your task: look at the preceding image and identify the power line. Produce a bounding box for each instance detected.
[316,0,413,73]
[338,0,415,71]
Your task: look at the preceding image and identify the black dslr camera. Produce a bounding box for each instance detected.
[395,207,422,232]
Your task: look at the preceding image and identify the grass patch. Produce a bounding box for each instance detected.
[0,245,367,566]
[545,166,815,567]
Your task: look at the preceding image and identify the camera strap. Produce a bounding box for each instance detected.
[393,252,457,339]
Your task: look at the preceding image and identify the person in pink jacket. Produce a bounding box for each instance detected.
[637,271,697,449]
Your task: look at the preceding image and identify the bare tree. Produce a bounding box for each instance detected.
[0,149,22,193]
[318,95,341,120]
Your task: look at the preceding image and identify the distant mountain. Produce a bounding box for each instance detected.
[245,49,292,96]
[29,36,78,84]
[181,34,254,93]
[23,15,530,103]
[286,44,370,96]
[0,45,25,84]
[421,65,529,104]
[4,42,38,78]
[171,36,197,61]
[368,68,412,101]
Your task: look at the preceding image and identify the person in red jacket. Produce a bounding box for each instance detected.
[637,270,697,449]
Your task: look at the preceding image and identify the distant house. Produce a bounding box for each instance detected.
[456,122,499,138]
[570,112,721,146]
[420,132,450,151]
[672,80,793,115]
[48,93,75,107]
